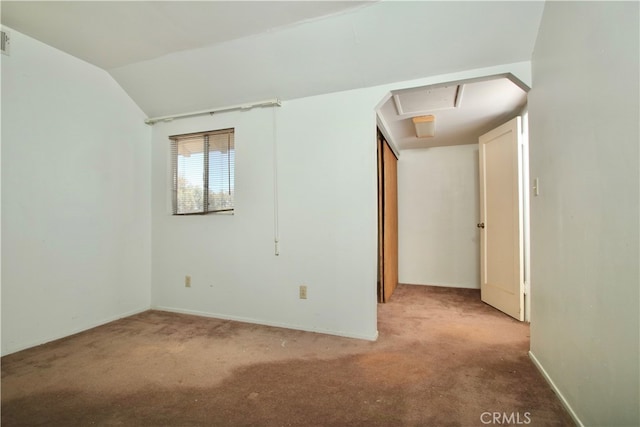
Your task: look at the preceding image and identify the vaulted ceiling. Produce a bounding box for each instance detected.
[2,1,545,148]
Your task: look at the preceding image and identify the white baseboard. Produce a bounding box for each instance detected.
[152,305,379,342]
[2,306,150,356]
[529,350,584,427]
[401,281,481,290]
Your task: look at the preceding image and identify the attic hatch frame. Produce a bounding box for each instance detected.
[375,72,530,156]
[144,98,282,125]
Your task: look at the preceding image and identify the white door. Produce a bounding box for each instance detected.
[478,117,524,320]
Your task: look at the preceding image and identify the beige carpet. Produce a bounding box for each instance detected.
[2,284,574,426]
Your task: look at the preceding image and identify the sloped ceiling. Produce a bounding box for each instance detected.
[1,1,373,70]
[2,1,544,120]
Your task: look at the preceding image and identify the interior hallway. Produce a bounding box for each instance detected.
[1,284,573,426]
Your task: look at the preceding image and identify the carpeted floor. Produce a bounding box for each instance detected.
[1,284,574,426]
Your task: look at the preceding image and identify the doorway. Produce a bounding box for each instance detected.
[375,74,530,320]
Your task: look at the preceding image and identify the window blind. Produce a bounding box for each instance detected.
[170,128,234,215]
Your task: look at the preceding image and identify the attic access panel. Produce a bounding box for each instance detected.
[393,85,462,116]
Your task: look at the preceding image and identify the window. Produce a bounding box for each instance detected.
[170,128,234,215]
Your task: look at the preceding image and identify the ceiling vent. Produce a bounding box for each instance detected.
[1,30,10,55]
[393,84,463,116]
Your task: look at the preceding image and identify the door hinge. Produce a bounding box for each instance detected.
[523,282,530,296]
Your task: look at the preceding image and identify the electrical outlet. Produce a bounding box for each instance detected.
[299,285,307,299]
[185,275,191,288]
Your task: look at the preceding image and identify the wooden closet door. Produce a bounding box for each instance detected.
[378,134,398,303]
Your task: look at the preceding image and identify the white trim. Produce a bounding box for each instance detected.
[529,351,585,427]
[521,108,531,322]
[402,281,480,290]
[1,307,150,356]
[272,105,280,256]
[153,305,379,342]
[376,113,400,158]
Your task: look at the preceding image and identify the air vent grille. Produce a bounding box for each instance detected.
[1,30,10,55]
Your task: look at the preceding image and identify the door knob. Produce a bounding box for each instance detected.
[477,223,485,229]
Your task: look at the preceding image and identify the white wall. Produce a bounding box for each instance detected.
[528,3,639,426]
[1,29,152,355]
[148,62,530,340]
[150,63,530,340]
[150,91,380,339]
[398,144,480,288]
[0,28,531,351]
